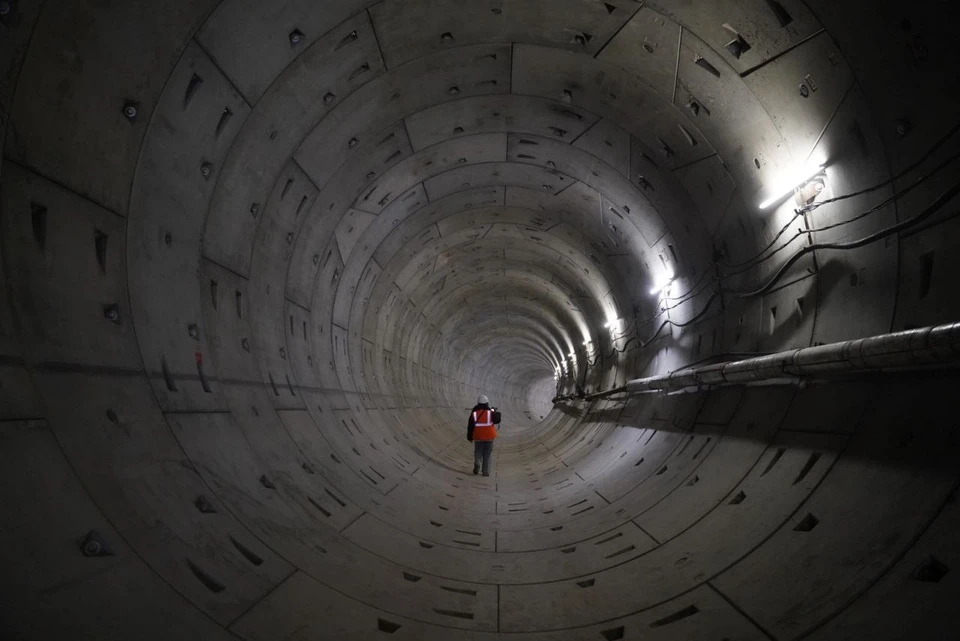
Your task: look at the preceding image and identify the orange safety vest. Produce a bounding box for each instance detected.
[472,409,497,441]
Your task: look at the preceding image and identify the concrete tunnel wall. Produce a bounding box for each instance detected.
[1,0,959,639]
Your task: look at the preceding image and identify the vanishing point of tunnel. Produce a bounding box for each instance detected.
[2,1,959,639]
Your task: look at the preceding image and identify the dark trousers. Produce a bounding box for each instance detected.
[473,440,494,476]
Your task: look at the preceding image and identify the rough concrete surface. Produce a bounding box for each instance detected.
[1,0,959,639]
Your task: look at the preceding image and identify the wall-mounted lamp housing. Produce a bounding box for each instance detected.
[650,269,675,296]
[759,163,825,210]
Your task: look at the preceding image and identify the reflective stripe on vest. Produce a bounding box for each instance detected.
[473,410,493,426]
[472,409,497,441]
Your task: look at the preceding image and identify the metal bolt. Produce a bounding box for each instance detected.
[279,348,286,359]
[289,30,303,44]
[323,92,336,105]
[241,338,250,351]
[574,34,586,47]
[286,232,294,244]
[896,119,912,137]
[348,137,359,149]
[164,233,172,246]
[0,2,11,17]
[104,304,121,324]
[200,163,212,178]
[188,324,199,339]
[250,202,260,217]
[799,84,810,98]
[122,103,138,120]
[312,253,320,265]
[307,355,313,366]
[448,86,460,96]
[80,530,111,557]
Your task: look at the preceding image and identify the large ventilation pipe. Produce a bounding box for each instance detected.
[586,322,960,396]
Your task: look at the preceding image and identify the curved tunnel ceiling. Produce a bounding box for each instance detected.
[2,1,960,640]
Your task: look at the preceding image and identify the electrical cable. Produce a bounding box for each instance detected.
[635,274,718,331]
[721,120,960,271]
[638,291,721,348]
[723,210,804,270]
[801,119,960,212]
[724,148,960,275]
[663,267,713,303]
[725,181,960,298]
[567,121,960,384]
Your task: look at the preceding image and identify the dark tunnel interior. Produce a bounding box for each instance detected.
[1,1,960,639]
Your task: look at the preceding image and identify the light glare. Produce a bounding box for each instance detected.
[759,163,825,210]
[650,268,675,296]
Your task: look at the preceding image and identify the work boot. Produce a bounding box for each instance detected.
[482,472,490,477]
[473,466,479,475]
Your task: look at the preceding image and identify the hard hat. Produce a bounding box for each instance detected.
[478,395,489,405]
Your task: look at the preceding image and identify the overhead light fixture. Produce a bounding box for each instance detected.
[605,317,621,334]
[650,268,675,296]
[758,163,825,210]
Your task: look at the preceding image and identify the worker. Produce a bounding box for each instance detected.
[467,395,500,476]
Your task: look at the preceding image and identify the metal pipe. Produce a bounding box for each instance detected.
[624,322,960,394]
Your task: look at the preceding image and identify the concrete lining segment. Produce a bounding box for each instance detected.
[2,0,960,639]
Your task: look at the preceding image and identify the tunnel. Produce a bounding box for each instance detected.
[2,0,960,639]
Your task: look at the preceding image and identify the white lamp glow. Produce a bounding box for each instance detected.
[650,267,675,296]
[759,163,825,210]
